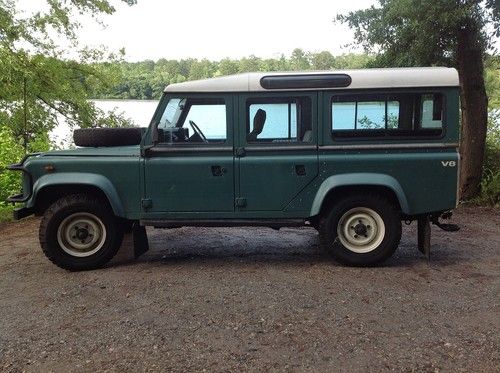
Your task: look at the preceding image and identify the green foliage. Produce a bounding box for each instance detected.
[88,52,376,100]
[477,112,500,206]
[0,126,50,221]
[479,52,499,205]
[485,55,500,110]
[0,0,136,150]
[0,127,24,202]
[0,204,14,223]
[336,0,499,67]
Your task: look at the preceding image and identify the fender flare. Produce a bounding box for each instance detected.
[28,173,125,217]
[309,173,410,216]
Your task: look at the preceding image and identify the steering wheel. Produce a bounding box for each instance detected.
[188,120,208,143]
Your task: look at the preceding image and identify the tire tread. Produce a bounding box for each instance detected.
[318,193,401,266]
[39,194,123,270]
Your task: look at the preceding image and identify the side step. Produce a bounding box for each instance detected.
[140,219,305,229]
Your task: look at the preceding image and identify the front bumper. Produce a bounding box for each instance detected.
[6,153,40,219]
[6,193,35,220]
[6,192,27,203]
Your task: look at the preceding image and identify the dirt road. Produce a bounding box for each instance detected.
[0,207,499,372]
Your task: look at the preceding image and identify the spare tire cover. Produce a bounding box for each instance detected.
[73,128,144,147]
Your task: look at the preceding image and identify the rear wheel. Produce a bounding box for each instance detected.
[319,194,401,266]
[39,194,124,270]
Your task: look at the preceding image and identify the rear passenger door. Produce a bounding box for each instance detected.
[236,93,319,212]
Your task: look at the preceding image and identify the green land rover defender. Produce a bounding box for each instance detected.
[7,67,460,270]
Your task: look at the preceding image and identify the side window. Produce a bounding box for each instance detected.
[420,94,443,128]
[246,97,312,143]
[332,100,400,131]
[357,101,387,129]
[183,104,226,140]
[331,93,443,138]
[157,98,226,144]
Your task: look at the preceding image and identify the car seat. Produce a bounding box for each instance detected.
[247,109,266,142]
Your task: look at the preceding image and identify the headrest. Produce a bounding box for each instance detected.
[253,109,266,133]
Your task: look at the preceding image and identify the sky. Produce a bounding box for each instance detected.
[52,0,377,61]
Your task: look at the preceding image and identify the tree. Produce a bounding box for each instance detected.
[290,48,311,70]
[0,0,136,151]
[311,51,336,70]
[217,58,240,76]
[238,55,262,72]
[337,0,499,199]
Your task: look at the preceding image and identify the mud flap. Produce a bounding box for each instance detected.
[133,223,149,258]
[417,216,431,261]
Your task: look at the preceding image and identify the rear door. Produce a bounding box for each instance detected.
[236,92,319,212]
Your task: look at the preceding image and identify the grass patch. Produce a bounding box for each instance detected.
[0,204,14,223]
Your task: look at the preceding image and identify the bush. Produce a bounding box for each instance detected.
[476,111,500,206]
[0,127,51,222]
[0,127,24,202]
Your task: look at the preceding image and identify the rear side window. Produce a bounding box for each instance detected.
[331,93,444,138]
[246,97,312,143]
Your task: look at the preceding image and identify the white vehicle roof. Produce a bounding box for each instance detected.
[164,67,459,93]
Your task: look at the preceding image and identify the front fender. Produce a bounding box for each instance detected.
[309,173,410,216]
[27,173,125,217]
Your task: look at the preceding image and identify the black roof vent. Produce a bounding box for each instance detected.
[260,74,352,90]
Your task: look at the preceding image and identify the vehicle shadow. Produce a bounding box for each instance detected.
[110,225,470,269]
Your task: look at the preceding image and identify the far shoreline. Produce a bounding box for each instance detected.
[89,98,159,102]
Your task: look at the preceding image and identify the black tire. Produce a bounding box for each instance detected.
[73,128,144,147]
[39,194,124,271]
[319,194,401,266]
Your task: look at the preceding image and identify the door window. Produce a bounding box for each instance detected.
[157,98,227,144]
[246,97,312,143]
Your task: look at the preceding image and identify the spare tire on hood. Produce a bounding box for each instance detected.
[73,127,145,147]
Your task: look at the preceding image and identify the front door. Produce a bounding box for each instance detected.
[236,92,319,212]
[144,94,234,214]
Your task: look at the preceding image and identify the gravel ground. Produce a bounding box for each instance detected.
[0,206,498,372]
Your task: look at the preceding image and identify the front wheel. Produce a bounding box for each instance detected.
[319,194,401,266]
[39,194,124,270]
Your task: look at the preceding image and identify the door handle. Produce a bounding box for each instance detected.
[211,165,226,176]
[295,165,306,176]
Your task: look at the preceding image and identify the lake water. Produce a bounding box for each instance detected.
[50,99,159,147]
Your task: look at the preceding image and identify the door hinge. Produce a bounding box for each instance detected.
[235,197,247,207]
[141,198,153,210]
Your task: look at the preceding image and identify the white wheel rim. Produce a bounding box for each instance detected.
[57,212,107,257]
[336,207,385,253]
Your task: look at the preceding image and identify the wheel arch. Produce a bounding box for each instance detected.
[310,173,410,218]
[28,173,125,217]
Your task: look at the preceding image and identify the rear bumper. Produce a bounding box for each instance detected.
[12,207,34,220]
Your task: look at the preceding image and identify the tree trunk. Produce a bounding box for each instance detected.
[456,24,489,200]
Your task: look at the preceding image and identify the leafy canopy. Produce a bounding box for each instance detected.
[336,0,499,67]
[0,0,136,149]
